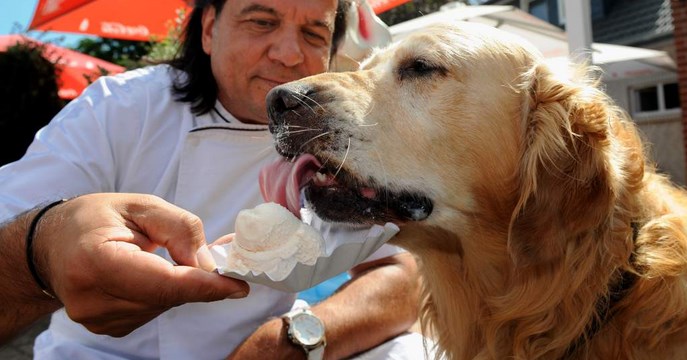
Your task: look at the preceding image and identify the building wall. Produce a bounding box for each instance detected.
[672,0,687,181]
[636,115,685,185]
[605,72,685,185]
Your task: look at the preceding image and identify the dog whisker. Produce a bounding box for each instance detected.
[286,153,298,162]
[319,153,333,170]
[333,137,351,179]
[287,92,323,116]
[297,131,332,154]
[311,150,335,175]
[290,93,317,114]
[285,128,324,135]
[301,93,327,113]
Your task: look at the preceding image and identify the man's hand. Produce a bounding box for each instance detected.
[0,193,249,342]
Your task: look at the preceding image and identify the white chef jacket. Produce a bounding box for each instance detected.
[0,65,406,360]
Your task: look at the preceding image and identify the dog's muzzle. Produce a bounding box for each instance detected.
[265,83,434,224]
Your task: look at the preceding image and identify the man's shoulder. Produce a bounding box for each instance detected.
[62,64,191,131]
[102,64,177,93]
[78,64,186,112]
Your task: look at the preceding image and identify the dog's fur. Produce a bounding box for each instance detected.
[266,22,687,359]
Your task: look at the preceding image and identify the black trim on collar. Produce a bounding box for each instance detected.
[213,107,232,123]
[190,126,268,133]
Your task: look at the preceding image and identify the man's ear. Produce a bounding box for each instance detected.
[507,62,617,267]
[201,6,216,56]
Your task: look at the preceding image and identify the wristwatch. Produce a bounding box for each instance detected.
[282,308,326,360]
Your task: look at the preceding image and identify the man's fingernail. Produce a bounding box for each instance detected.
[227,291,249,299]
[196,245,217,272]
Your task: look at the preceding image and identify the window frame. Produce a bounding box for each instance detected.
[630,81,682,118]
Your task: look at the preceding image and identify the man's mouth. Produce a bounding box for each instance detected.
[258,77,285,88]
[258,74,305,88]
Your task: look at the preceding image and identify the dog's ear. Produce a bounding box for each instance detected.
[507,62,617,267]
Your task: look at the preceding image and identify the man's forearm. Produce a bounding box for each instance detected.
[0,209,61,344]
[226,254,421,360]
[313,252,421,359]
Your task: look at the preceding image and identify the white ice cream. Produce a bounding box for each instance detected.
[216,202,325,281]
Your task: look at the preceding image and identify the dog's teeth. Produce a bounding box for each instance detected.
[315,172,327,184]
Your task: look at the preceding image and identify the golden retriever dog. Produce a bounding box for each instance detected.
[265,22,687,359]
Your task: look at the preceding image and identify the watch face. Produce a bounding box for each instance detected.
[291,312,325,346]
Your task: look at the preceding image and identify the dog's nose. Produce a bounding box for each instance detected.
[266,84,315,131]
[267,86,301,116]
[266,84,323,157]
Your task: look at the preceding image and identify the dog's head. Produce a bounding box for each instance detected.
[266,22,636,265]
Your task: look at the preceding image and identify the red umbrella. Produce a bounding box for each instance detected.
[28,0,407,41]
[29,0,191,41]
[368,0,412,14]
[0,34,125,99]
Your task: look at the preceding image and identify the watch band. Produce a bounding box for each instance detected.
[307,345,325,360]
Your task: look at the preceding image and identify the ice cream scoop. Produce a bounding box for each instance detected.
[215,202,325,281]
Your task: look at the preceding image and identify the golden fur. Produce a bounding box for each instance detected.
[272,22,687,359]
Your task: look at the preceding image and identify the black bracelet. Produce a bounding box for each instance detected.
[25,199,67,299]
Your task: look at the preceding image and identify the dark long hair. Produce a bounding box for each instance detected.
[169,0,351,115]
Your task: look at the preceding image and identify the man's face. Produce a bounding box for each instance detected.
[201,0,338,124]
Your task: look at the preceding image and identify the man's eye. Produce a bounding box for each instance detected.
[250,19,276,29]
[398,59,446,81]
[304,31,328,46]
[305,31,324,41]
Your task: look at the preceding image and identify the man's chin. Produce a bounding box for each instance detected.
[236,113,269,125]
[225,98,270,125]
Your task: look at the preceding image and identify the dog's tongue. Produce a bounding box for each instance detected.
[259,154,322,218]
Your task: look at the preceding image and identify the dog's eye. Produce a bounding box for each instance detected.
[398,59,446,81]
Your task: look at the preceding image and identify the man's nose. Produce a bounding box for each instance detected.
[268,29,305,67]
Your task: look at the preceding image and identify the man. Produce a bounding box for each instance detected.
[0,0,422,359]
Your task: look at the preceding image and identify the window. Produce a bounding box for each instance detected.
[632,82,682,115]
[664,83,681,109]
[590,0,607,21]
[637,87,659,112]
[526,0,606,27]
[529,0,559,24]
